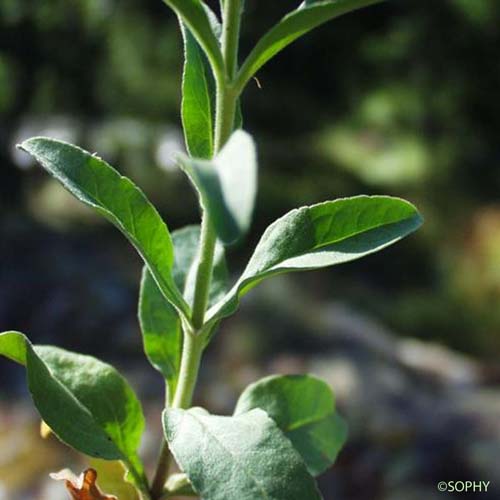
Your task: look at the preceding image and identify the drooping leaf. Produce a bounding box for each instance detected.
[236,0,383,90]
[207,195,423,323]
[163,407,322,500]
[19,138,189,319]
[178,131,257,245]
[162,0,224,78]
[139,226,228,396]
[0,332,147,490]
[50,468,117,500]
[234,374,348,476]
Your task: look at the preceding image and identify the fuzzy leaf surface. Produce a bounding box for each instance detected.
[163,407,322,500]
[162,0,223,77]
[19,137,189,319]
[208,195,423,323]
[235,374,348,476]
[178,131,257,245]
[0,332,146,488]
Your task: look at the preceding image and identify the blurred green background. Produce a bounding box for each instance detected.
[1,1,500,499]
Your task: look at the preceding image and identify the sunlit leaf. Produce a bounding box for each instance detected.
[208,195,422,323]
[162,0,224,78]
[235,374,348,476]
[236,0,383,90]
[178,131,257,245]
[163,407,322,499]
[0,332,147,490]
[19,137,189,319]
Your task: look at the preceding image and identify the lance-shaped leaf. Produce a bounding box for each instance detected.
[236,0,383,91]
[178,131,257,245]
[181,24,215,159]
[180,6,244,158]
[0,332,147,490]
[139,226,228,396]
[207,195,423,323]
[235,374,348,476]
[163,408,322,500]
[19,138,189,319]
[163,0,223,79]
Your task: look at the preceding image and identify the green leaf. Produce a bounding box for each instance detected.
[163,0,224,80]
[236,0,383,90]
[0,331,147,490]
[139,269,181,399]
[19,137,189,320]
[139,226,228,395]
[234,374,348,476]
[163,407,322,500]
[181,24,215,159]
[178,130,257,245]
[208,195,423,323]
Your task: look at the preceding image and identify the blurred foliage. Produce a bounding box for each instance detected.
[1,0,500,359]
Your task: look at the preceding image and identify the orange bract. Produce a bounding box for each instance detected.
[50,468,118,500]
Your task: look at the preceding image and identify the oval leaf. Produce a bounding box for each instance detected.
[139,226,228,396]
[234,374,348,476]
[0,332,147,490]
[163,407,322,500]
[19,137,189,319]
[162,0,224,79]
[178,130,257,245]
[208,195,423,323]
[236,0,383,90]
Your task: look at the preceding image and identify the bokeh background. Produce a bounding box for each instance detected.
[1,0,500,498]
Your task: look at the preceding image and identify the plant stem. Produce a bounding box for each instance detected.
[191,0,242,327]
[150,441,172,499]
[150,331,204,499]
[172,331,205,409]
[150,2,242,496]
[221,0,242,80]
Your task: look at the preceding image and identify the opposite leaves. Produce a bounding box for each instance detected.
[163,408,322,500]
[0,332,147,490]
[235,374,347,476]
[19,138,189,320]
[208,195,423,323]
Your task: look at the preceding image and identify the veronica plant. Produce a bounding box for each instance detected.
[0,1,422,499]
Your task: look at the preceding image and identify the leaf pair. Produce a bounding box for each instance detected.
[163,374,347,499]
[168,0,384,99]
[0,332,147,492]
